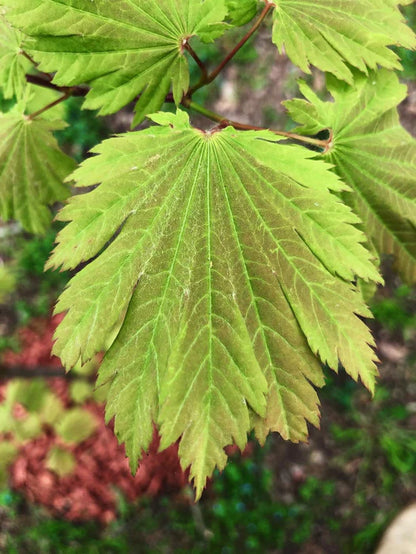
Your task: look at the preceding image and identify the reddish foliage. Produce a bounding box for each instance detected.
[2,315,188,523]
[11,407,187,523]
[2,313,64,369]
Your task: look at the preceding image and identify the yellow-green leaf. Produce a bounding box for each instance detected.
[285,70,416,283]
[4,0,227,125]
[46,446,76,477]
[48,110,380,497]
[270,0,416,83]
[0,105,75,234]
[55,408,97,444]
[0,13,30,99]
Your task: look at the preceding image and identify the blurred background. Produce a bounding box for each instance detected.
[0,5,416,553]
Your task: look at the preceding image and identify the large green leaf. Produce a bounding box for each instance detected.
[270,0,416,83]
[285,70,416,283]
[48,110,379,496]
[0,102,75,234]
[0,13,30,99]
[3,0,227,125]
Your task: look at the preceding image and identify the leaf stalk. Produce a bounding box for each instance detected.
[184,41,208,81]
[27,91,70,120]
[183,99,330,150]
[188,3,274,96]
[20,50,39,67]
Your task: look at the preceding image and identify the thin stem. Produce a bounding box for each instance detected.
[25,75,177,106]
[21,51,56,82]
[20,50,39,67]
[184,41,208,81]
[188,3,273,96]
[184,486,214,540]
[27,92,70,121]
[183,99,330,150]
[265,129,331,149]
[182,99,224,123]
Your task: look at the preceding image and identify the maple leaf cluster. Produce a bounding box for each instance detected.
[0,0,415,496]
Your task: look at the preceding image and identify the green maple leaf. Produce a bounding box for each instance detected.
[226,0,259,26]
[3,0,227,125]
[0,13,30,99]
[270,0,416,83]
[0,101,75,234]
[285,70,416,284]
[48,110,380,496]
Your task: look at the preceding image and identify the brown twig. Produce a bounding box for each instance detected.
[0,365,88,380]
[182,99,331,150]
[21,51,56,82]
[25,73,176,105]
[26,74,88,96]
[188,3,274,96]
[27,91,71,120]
[21,50,39,68]
[184,41,208,81]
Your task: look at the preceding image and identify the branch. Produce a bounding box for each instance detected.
[188,3,274,96]
[183,99,331,150]
[0,365,83,379]
[25,74,175,104]
[26,74,88,97]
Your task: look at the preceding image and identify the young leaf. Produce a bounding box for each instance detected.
[39,393,64,426]
[0,442,18,487]
[226,0,259,27]
[270,0,416,83]
[48,110,379,496]
[55,408,97,444]
[4,0,227,125]
[6,379,50,412]
[0,264,15,302]
[46,446,76,477]
[69,381,94,405]
[0,104,75,234]
[14,414,43,441]
[0,442,18,467]
[0,13,30,99]
[285,70,416,284]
